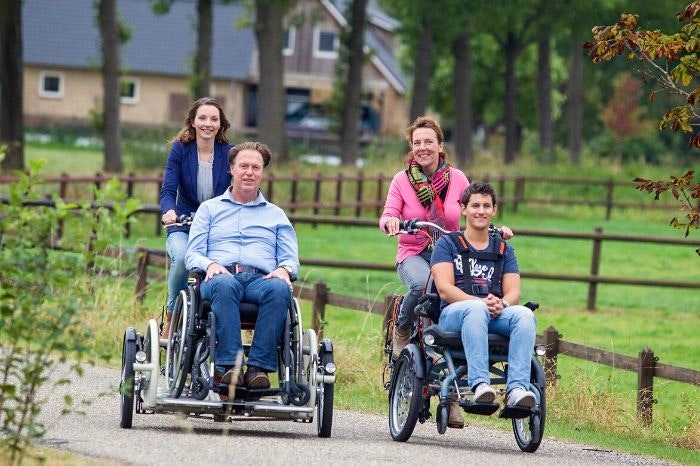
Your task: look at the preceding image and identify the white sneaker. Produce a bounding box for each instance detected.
[472,383,497,403]
[506,387,536,408]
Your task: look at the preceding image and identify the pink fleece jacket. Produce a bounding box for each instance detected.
[379,167,470,264]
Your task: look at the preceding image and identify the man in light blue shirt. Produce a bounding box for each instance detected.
[186,141,299,390]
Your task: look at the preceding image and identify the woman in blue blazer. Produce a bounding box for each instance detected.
[159,97,234,338]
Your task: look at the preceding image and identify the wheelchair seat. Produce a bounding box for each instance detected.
[422,324,510,353]
[200,299,260,330]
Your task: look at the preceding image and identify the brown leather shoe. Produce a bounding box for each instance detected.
[244,367,270,389]
[161,313,173,340]
[448,399,464,429]
[214,368,244,387]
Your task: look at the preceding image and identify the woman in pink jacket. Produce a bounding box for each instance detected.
[380,116,511,362]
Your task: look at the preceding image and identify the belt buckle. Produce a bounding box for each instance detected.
[235,264,243,274]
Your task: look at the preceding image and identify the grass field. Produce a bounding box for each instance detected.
[12,141,700,464]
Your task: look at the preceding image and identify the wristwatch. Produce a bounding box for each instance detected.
[501,298,510,308]
[280,264,293,276]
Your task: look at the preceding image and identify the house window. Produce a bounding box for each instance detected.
[38,71,64,98]
[120,78,140,104]
[313,27,338,58]
[283,26,296,56]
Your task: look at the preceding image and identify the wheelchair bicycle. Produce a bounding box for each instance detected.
[383,220,546,452]
[119,216,336,437]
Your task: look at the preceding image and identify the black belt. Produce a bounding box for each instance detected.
[225,263,264,275]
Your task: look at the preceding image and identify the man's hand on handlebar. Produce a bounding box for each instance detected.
[498,225,514,240]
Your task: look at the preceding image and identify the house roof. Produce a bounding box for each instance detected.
[22,0,255,80]
[321,0,407,93]
[22,0,406,93]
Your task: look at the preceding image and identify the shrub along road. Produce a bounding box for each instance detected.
[36,363,676,465]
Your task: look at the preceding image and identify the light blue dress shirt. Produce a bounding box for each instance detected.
[185,188,299,275]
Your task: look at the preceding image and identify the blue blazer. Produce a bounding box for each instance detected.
[159,140,234,235]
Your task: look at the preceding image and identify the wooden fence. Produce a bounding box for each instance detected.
[3,193,698,310]
[271,280,700,426]
[0,172,682,229]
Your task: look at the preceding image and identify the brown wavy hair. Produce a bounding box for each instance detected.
[228,141,272,168]
[170,97,231,144]
[403,115,447,166]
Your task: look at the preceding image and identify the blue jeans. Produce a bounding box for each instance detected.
[395,250,432,331]
[438,300,536,392]
[166,231,189,313]
[199,273,291,372]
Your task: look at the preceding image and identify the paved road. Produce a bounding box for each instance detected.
[36,364,677,466]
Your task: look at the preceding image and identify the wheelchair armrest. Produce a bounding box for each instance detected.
[524,301,539,311]
[414,293,441,322]
[187,269,206,284]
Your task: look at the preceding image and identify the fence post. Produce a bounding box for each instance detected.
[156,173,164,236]
[335,173,343,216]
[587,226,603,311]
[266,172,275,202]
[543,326,560,386]
[376,174,384,218]
[290,173,299,214]
[125,172,135,239]
[355,171,364,217]
[513,176,524,213]
[58,172,69,240]
[312,281,328,339]
[497,175,506,218]
[637,347,656,426]
[135,248,149,304]
[313,172,321,225]
[605,179,614,221]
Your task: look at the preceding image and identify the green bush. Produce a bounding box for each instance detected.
[0,162,139,465]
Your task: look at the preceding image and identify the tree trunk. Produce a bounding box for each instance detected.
[339,0,367,167]
[409,14,432,121]
[568,37,583,166]
[255,0,288,162]
[504,31,518,164]
[99,0,122,173]
[193,0,213,99]
[452,31,472,168]
[0,0,24,172]
[537,37,553,159]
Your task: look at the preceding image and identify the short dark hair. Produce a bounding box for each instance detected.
[228,141,272,167]
[460,182,497,206]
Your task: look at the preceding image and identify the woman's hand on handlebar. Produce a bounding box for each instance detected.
[384,216,401,236]
[162,209,177,225]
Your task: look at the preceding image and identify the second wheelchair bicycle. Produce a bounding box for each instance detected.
[384,220,546,452]
[119,269,336,437]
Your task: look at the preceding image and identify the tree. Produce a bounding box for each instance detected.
[599,73,653,162]
[0,0,24,172]
[194,0,213,99]
[151,0,214,100]
[380,0,436,121]
[254,0,291,163]
[98,0,123,173]
[338,0,368,166]
[585,1,700,240]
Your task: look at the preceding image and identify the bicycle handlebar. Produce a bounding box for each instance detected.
[397,218,503,238]
[163,214,193,228]
[398,219,450,235]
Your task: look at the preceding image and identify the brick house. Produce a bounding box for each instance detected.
[21,0,408,137]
